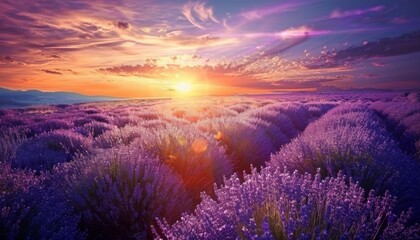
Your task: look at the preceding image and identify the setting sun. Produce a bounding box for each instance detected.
[175,82,192,93]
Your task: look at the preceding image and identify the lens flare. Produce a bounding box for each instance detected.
[191,138,208,153]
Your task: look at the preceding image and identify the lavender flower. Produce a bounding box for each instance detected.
[0,163,84,240]
[157,167,419,239]
[27,119,72,137]
[132,125,233,202]
[82,121,113,138]
[196,117,275,173]
[270,104,420,221]
[371,101,420,160]
[54,149,191,239]
[0,129,26,163]
[12,130,92,171]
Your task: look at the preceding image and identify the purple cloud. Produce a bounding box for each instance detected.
[330,5,385,19]
[306,30,420,69]
[114,21,130,30]
[372,62,386,67]
[261,26,331,57]
[182,2,219,29]
[41,69,62,75]
[241,2,304,21]
[391,17,409,24]
[271,79,336,89]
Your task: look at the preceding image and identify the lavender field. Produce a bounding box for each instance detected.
[1,91,420,239]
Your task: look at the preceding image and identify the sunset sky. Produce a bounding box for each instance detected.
[1,0,420,97]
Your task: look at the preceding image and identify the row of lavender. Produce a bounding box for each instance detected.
[1,92,419,239]
[370,98,420,161]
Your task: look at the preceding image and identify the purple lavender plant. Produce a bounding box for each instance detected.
[371,101,420,160]
[82,121,113,138]
[0,129,26,163]
[93,125,149,148]
[244,107,299,139]
[157,167,419,239]
[26,119,72,137]
[12,130,92,171]
[0,115,29,129]
[0,163,84,239]
[269,103,312,131]
[270,104,420,221]
[132,125,233,202]
[53,150,191,239]
[196,117,275,173]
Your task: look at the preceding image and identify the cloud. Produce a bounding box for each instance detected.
[1,56,17,64]
[360,73,380,78]
[58,68,78,75]
[114,21,130,30]
[335,30,420,59]
[164,32,235,46]
[97,54,351,91]
[278,26,313,40]
[262,26,330,56]
[100,62,243,79]
[241,2,305,21]
[271,79,336,89]
[391,17,409,24]
[263,37,309,57]
[182,1,219,29]
[306,30,420,69]
[330,5,385,19]
[41,69,62,75]
[372,62,386,67]
[99,61,267,88]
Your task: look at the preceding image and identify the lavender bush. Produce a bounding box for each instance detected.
[26,119,72,137]
[196,117,275,173]
[243,108,299,140]
[157,167,419,239]
[268,103,312,131]
[93,125,149,149]
[0,115,28,128]
[12,130,92,171]
[81,121,113,138]
[0,129,26,163]
[0,163,84,240]
[371,101,420,160]
[132,125,233,202]
[54,150,191,239]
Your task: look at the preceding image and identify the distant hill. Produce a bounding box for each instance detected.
[0,88,121,109]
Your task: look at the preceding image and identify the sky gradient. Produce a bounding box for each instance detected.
[1,0,420,97]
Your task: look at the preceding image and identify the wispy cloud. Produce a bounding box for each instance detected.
[241,2,304,21]
[41,69,62,75]
[330,5,385,19]
[372,62,386,67]
[259,26,331,56]
[182,1,219,29]
[164,31,236,47]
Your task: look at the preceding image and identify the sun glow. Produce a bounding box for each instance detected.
[175,82,192,92]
